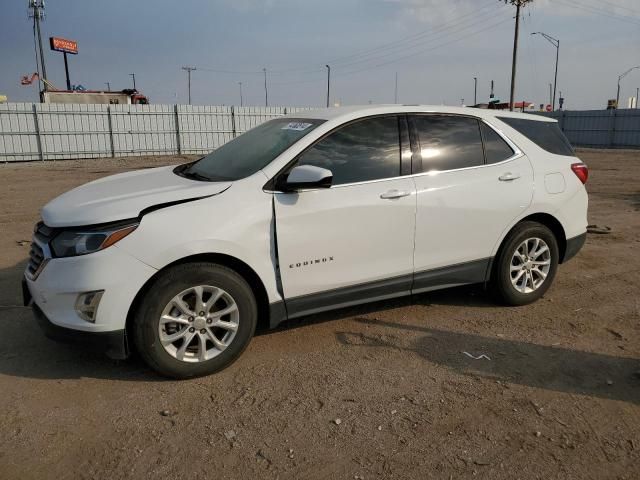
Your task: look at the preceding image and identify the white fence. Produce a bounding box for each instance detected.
[0,103,313,162]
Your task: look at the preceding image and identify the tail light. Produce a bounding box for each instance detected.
[571,163,588,184]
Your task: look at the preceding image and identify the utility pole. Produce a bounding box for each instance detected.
[105,82,111,91]
[532,32,559,111]
[394,72,398,104]
[505,0,533,111]
[263,68,268,107]
[473,77,477,105]
[549,83,552,106]
[28,0,47,92]
[239,82,243,107]
[326,65,331,107]
[129,73,137,90]
[182,66,196,105]
[617,66,640,108]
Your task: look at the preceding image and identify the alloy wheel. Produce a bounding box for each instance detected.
[509,237,551,294]
[158,285,239,362]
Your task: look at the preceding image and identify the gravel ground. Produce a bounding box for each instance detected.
[0,150,638,479]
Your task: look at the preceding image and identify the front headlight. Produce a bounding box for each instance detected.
[50,223,138,257]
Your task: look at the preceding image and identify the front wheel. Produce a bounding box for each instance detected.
[132,262,257,379]
[490,221,559,306]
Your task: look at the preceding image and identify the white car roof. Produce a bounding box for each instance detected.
[287,104,557,123]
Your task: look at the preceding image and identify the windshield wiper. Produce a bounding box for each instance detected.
[179,168,212,182]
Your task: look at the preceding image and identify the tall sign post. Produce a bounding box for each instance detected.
[49,37,78,90]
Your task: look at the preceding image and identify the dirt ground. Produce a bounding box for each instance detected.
[0,150,638,480]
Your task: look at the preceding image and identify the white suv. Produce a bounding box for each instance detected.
[23,105,588,378]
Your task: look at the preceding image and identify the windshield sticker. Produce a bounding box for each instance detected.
[282,122,313,131]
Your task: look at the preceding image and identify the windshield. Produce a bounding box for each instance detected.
[180,118,325,181]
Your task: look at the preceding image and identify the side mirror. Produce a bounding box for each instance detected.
[279,165,333,191]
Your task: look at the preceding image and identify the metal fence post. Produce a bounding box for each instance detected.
[174,104,182,154]
[608,109,617,148]
[32,104,44,161]
[107,105,116,158]
[231,106,237,138]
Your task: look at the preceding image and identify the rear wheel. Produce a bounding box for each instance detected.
[490,221,559,306]
[132,262,257,379]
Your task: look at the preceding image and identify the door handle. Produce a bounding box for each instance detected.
[380,189,411,199]
[499,172,520,182]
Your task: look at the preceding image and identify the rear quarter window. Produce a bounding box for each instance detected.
[497,117,574,156]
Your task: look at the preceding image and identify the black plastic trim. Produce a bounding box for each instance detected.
[31,303,129,360]
[286,273,413,319]
[276,258,494,325]
[399,115,412,176]
[412,258,491,293]
[268,301,288,329]
[561,232,586,263]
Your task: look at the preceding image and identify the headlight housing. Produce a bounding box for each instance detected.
[50,223,138,257]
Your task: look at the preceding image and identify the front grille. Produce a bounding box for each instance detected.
[27,222,56,280]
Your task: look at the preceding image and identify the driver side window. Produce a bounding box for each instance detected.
[296,116,401,185]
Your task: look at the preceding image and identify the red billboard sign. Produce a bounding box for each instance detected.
[50,37,78,55]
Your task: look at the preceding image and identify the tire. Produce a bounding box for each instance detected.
[132,262,257,379]
[490,221,559,306]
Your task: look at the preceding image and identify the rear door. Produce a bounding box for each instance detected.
[410,114,534,292]
[273,115,417,317]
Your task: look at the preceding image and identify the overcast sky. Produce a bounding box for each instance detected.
[2,0,639,109]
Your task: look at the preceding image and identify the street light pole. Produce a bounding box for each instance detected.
[531,32,560,111]
[617,66,640,109]
[182,66,196,105]
[394,72,398,103]
[263,68,268,107]
[326,65,331,107]
[473,77,477,105]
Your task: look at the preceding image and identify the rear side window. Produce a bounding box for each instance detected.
[497,117,574,156]
[481,123,514,164]
[412,115,484,172]
[297,116,400,185]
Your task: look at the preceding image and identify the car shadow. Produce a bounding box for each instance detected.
[6,256,637,400]
[335,317,640,405]
[0,262,496,382]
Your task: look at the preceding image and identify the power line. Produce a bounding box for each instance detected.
[283,2,507,76]
[273,13,512,86]
[272,0,499,73]
[194,0,506,78]
[327,7,507,71]
[337,16,512,77]
[592,0,640,16]
[556,0,640,26]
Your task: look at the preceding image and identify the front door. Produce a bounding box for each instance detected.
[273,115,417,317]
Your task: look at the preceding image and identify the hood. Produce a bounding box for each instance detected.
[41,165,231,227]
